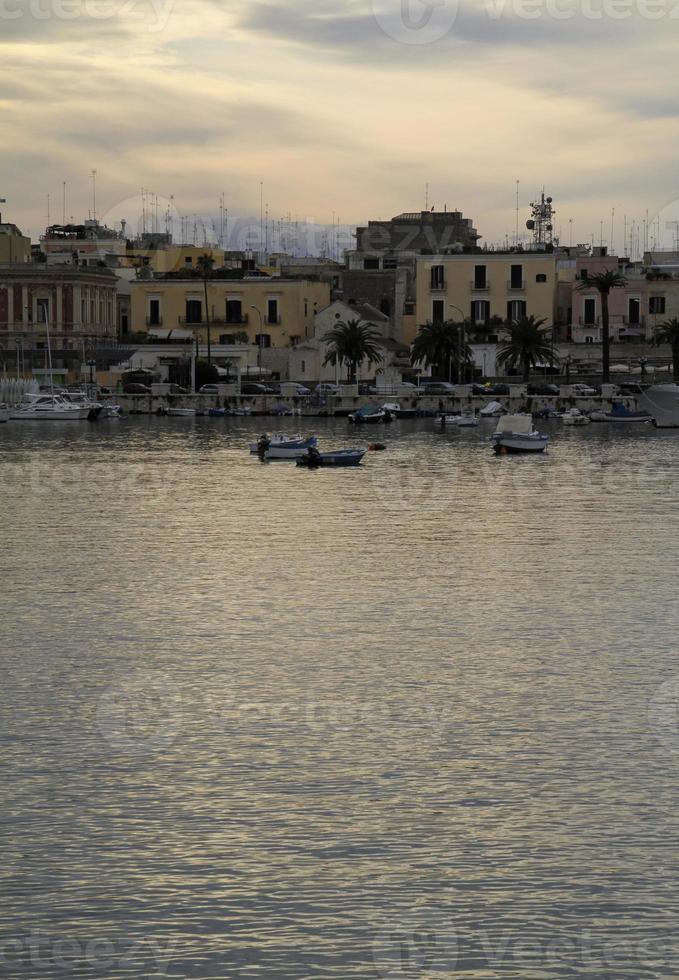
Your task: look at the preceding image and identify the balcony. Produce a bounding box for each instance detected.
[178,315,203,325]
[430,281,447,292]
[146,316,163,326]
[265,315,282,325]
[507,280,525,291]
[470,280,489,291]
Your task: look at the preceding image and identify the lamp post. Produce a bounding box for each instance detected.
[250,305,263,380]
[87,358,96,387]
[564,353,572,386]
[639,355,648,380]
[448,303,466,383]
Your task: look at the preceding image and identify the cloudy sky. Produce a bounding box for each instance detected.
[2,0,679,252]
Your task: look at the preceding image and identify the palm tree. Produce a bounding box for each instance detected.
[496,315,558,383]
[578,269,627,383]
[411,320,471,382]
[322,318,384,383]
[653,317,679,382]
[196,253,215,364]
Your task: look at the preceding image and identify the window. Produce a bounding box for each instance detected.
[36,298,49,324]
[585,336,594,344]
[363,258,379,270]
[507,300,526,321]
[536,273,547,283]
[430,265,445,290]
[580,268,588,280]
[404,301,415,315]
[219,334,236,344]
[185,256,193,266]
[304,301,308,317]
[379,298,391,316]
[628,298,640,325]
[432,299,445,324]
[583,298,596,324]
[255,333,271,348]
[226,299,242,324]
[650,296,666,315]
[510,264,523,289]
[301,360,306,373]
[186,299,202,323]
[383,257,397,270]
[471,300,490,324]
[474,265,487,289]
[148,299,161,325]
[266,299,279,325]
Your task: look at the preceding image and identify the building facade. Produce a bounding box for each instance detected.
[415,252,559,336]
[130,274,330,348]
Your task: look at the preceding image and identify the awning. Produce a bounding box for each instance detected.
[147,328,194,341]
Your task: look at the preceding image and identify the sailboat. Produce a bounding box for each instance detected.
[11,310,89,421]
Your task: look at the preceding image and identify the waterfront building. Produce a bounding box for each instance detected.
[570,252,649,343]
[0,223,31,265]
[0,264,119,385]
[129,272,330,348]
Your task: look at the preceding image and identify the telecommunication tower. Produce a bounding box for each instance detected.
[526,192,556,247]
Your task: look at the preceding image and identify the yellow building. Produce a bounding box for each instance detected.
[414,253,559,340]
[125,244,226,275]
[130,274,331,347]
[0,223,31,264]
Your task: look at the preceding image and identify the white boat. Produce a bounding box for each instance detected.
[492,414,549,453]
[562,408,591,426]
[382,402,418,419]
[633,385,679,428]
[0,405,9,423]
[456,409,480,427]
[11,393,90,421]
[101,403,121,418]
[479,400,505,417]
[249,434,317,454]
[166,407,196,417]
[589,401,651,423]
[435,414,462,425]
[59,390,103,419]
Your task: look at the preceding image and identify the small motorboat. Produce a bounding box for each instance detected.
[297,447,366,467]
[492,414,549,454]
[479,400,505,418]
[166,407,196,417]
[208,407,229,417]
[100,403,121,418]
[382,402,417,419]
[249,433,317,454]
[589,401,651,423]
[435,414,462,425]
[562,408,590,426]
[0,404,10,423]
[348,405,391,424]
[11,393,90,421]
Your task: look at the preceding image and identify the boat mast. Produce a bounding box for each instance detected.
[43,307,54,395]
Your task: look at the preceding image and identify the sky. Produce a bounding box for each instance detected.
[2,0,679,253]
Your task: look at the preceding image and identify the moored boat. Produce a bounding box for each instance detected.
[479,400,505,417]
[11,393,90,421]
[589,401,651,423]
[637,384,679,427]
[348,405,391,424]
[382,402,417,419]
[562,407,590,426]
[297,447,366,467]
[0,405,9,423]
[491,413,549,453]
[166,407,196,417]
[249,433,317,454]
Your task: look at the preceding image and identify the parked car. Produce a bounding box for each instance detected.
[199,384,221,394]
[168,384,187,394]
[473,383,509,396]
[123,383,152,394]
[419,381,456,395]
[570,383,597,396]
[241,382,276,395]
[315,383,340,395]
[274,382,311,396]
[527,384,560,396]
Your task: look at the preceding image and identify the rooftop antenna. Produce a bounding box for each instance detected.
[515,179,519,247]
[0,197,6,223]
[62,181,66,225]
[569,218,573,247]
[47,193,51,227]
[424,182,429,211]
[90,169,97,221]
[260,181,264,255]
[610,207,615,255]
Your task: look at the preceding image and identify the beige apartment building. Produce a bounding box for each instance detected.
[130,274,330,348]
[0,223,31,264]
[414,253,560,340]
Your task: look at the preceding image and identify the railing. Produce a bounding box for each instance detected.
[430,281,446,292]
[470,280,489,291]
[178,316,203,325]
[146,316,163,326]
[209,314,249,326]
[265,315,282,325]
[507,280,525,290]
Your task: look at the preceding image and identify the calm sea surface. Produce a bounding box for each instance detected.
[3,415,679,978]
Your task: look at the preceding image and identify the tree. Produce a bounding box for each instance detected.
[411,319,471,382]
[196,253,215,365]
[496,315,558,382]
[578,268,627,383]
[653,317,679,382]
[194,359,219,390]
[322,318,384,383]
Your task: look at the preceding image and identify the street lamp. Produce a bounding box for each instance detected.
[564,353,572,386]
[87,358,97,386]
[639,356,648,380]
[250,305,263,380]
[448,303,466,383]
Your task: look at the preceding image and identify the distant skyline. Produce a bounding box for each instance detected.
[4,0,679,253]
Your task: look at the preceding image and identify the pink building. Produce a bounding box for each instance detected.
[571,252,648,344]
